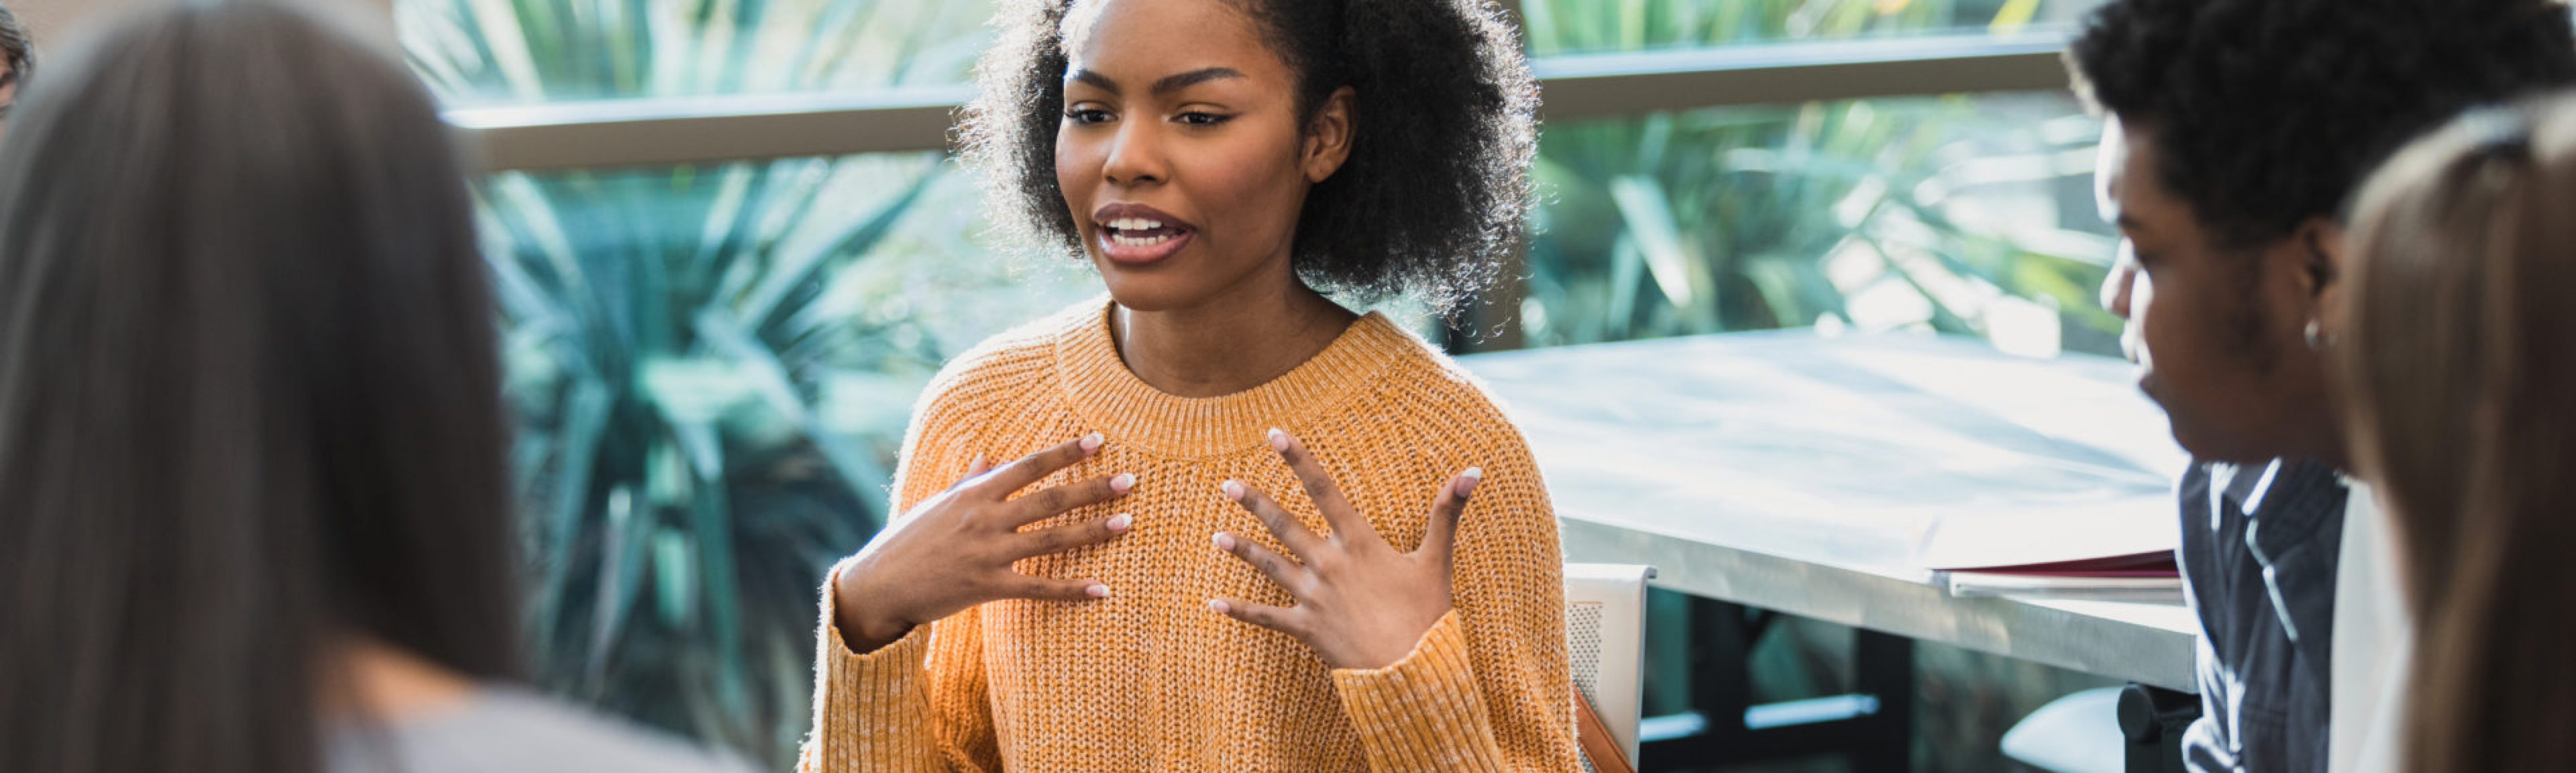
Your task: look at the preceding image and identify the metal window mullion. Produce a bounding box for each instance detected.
[450,86,975,173]
[454,33,2072,173]
[1532,34,2070,120]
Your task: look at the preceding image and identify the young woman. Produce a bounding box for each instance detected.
[2336,97,2576,773]
[0,3,752,772]
[803,0,1578,770]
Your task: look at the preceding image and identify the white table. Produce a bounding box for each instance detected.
[1462,329,2199,693]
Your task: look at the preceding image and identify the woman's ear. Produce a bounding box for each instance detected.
[2301,217,2350,342]
[1303,87,1357,184]
[2302,217,2348,295]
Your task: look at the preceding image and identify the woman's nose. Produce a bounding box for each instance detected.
[1101,121,1167,186]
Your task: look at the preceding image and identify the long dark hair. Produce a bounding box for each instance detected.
[0,3,522,773]
[2343,97,2576,772]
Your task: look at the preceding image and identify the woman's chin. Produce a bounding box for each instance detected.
[1100,288,1201,314]
[1094,267,1209,313]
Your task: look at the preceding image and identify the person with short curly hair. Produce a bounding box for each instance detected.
[800,0,1579,770]
[2065,1,2576,771]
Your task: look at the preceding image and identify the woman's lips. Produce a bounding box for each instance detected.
[1095,214,1195,265]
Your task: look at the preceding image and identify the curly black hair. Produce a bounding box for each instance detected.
[2069,0,2576,249]
[959,0,1538,315]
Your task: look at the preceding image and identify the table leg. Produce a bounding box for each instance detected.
[1849,629,1915,772]
[1638,598,1916,771]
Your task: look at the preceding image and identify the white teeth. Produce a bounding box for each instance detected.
[1101,215,1180,250]
[1109,232,1174,248]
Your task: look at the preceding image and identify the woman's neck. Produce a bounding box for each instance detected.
[1113,275,1359,399]
[321,635,478,722]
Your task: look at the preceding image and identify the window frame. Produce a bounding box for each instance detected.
[453,32,2075,172]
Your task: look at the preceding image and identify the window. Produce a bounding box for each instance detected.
[402,0,997,105]
[1526,91,2119,358]
[481,152,1098,753]
[1522,0,2102,56]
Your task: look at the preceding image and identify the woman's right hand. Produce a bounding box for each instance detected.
[831,433,1136,653]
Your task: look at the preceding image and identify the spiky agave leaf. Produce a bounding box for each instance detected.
[404,0,996,762]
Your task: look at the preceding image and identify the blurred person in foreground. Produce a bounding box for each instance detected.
[0,2,755,772]
[2064,0,2576,770]
[2335,96,2576,773]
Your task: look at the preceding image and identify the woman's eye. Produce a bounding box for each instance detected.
[1064,108,1113,125]
[1176,112,1230,126]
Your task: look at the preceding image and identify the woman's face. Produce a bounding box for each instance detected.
[1054,0,1351,313]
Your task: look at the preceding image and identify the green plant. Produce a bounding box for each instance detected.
[473,149,1101,765]
[399,0,992,104]
[400,0,1013,764]
[480,155,951,762]
[1520,0,2048,57]
[1520,0,2122,358]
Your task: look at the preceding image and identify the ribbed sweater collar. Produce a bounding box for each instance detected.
[1053,300,1414,459]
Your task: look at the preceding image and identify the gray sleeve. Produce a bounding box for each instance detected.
[329,688,764,773]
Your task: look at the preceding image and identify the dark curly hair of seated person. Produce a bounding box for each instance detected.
[960,0,1538,315]
[2068,0,2576,250]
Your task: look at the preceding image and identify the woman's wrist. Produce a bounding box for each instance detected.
[840,615,916,655]
[830,563,915,654]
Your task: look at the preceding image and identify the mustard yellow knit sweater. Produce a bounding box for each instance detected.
[800,299,1579,772]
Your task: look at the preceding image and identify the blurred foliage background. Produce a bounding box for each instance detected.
[400,0,2123,769]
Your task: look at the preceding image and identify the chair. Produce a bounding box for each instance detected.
[2001,687,2125,773]
[1565,563,1654,773]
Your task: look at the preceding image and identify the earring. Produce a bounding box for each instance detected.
[2304,320,2334,351]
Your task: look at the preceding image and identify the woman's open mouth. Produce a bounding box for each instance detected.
[1093,204,1197,266]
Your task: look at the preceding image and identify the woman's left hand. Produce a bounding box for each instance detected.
[1210,428,1481,670]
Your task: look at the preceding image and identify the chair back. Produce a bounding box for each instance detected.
[1565,563,1654,771]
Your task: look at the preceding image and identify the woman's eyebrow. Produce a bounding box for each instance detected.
[1065,67,1245,97]
[1067,69,1120,94]
[1151,67,1244,95]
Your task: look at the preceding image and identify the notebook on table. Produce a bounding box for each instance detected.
[1914,502,2185,606]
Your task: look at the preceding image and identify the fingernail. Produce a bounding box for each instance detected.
[1087,584,1111,598]
[1212,532,1235,550]
[1111,473,1136,493]
[1107,513,1133,531]
[1207,598,1230,614]
[1267,427,1289,452]
[1221,480,1245,501]
[1459,467,1484,494]
[1081,432,1106,453]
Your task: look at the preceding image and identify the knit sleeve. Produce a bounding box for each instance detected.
[798,374,1006,773]
[801,581,998,772]
[1328,414,1581,772]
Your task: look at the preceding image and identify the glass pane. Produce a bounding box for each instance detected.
[400,0,996,106]
[483,153,1096,763]
[404,0,2115,105]
[1520,0,2107,57]
[1524,90,2122,358]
